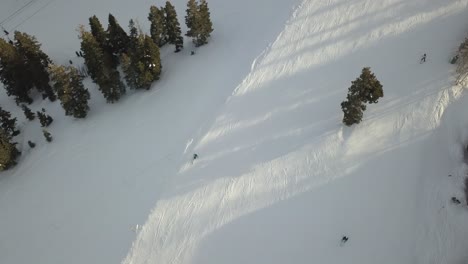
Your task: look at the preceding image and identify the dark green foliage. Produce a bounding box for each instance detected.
[164,1,183,52]
[128,19,138,51]
[14,31,56,102]
[185,0,213,47]
[43,129,52,142]
[27,140,35,148]
[0,107,20,138]
[196,0,213,47]
[185,0,198,38]
[349,67,383,104]
[341,94,366,126]
[21,104,35,120]
[79,26,125,103]
[0,129,20,171]
[107,14,130,55]
[148,6,167,47]
[341,67,383,126]
[37,108,53,127]
[0,38,33,104]
[122,34,161,90]
[89,15,108,49]
[49,64,90,118]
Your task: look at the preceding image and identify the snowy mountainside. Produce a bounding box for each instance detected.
[0,0,468,264]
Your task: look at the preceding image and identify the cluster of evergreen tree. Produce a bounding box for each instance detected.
[79,12,163,100]
[341,67,383,126]
[0,32,56,104]
[148,1,183,52]
[185,0,214,47]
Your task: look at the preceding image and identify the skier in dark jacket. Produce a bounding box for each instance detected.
[420,53,427,63]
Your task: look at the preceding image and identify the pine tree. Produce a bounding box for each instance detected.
[196,0,213,47]
[0,129,20,171]
[148,6,167,47]
[164,1,183,52]
[341,94,366,126]
[107,14,130,55]
[21,104,35,120]
[138,35,162,89]
[0,107,20,138]
[0,38,33,104]
[79,25,125,103]
[349,67,383,104]
[49,64,90,118]
[89,15,108,49]
[37,108,53,127]
[128,19,138,51]
[185,0,199,38]
[42,129,52,142]
[14,31,56,102]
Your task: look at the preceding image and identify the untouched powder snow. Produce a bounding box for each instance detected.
[1,0,468,264]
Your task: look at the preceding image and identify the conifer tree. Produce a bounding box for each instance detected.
[79,26,125,103]
[89,15,108,49]
[164,1,183,52]
[185,0,199,38]
[37,108,53,127]
[122,34,161,90]
[196,0,213,46]
[0,129,20,171]
[14,31,56,102]
[0,38,32,104]
[148,6,167,47]
[107,14,130,55]
[349,67,383,104]
[21,104,35,120]
[128,19,138,51]
[341,94,366,126]
[0,107,20,138]
[49,64,90,118]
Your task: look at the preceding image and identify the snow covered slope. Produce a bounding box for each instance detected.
[124,0,468,264]
[1,0,468,264]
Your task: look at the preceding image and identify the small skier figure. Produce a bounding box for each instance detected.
[191,50,195,56]
[451,197,461,204]
[340,236,349,246]
[420,53,427,63]
[191,153,199,164]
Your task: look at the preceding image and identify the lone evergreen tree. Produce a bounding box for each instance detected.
[341,94,366,126]
[0,107,20,138]
[37,108,53,127]
[128,19,138,51]
[14,31,56,102]
[49,64,91,118]
[148,6,167,47]
[107,14,130,55]
[196,0,213,46]
[42,129,52,142]
[21,104,35,120]
[164,1,183,52]
[0,129,20,171]
[349,67,383,104]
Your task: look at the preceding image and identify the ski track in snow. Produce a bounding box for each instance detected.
[124,1,468,264]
